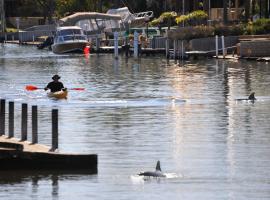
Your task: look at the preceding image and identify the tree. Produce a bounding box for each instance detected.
[264,0,269,18]
[36,0,56,24]
[245,0,251,22]
[223,0,228,24]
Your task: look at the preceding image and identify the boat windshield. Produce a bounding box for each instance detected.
[59,29,82,36]
[62,35,87,41]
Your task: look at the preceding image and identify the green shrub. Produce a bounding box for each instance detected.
[150,11,177,28]
[150,18,163,26]
[214,25,245,36]
[245,18,270,35]
[168,25,214,40]
[160,11,177,19]
[175,10,208,26]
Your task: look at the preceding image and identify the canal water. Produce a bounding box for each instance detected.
[0,44,270,200]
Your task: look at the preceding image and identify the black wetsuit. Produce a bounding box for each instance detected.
[46,81,64,92]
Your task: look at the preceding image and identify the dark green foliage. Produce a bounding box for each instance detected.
[168,25,214,40]
[214,25,245,36]
[245,18,270,34]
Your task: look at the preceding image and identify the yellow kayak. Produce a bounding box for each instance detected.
[47,90,68,99]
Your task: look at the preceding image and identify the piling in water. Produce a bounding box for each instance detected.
[0,99,5,135]
[21,103,27,141]
[51,109,58,151]
[32,105,38,144]
[8,101,14,138]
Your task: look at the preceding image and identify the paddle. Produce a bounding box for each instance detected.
[25,85,85,91]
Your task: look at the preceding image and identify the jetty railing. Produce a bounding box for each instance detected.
[0,99,58,151]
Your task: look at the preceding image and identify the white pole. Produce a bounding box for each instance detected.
[222,35,225,58]
[114,32,118,59]
[134,31,138,58]
[215,35,218,58]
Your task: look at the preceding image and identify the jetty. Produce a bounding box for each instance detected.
[0,99,97,173]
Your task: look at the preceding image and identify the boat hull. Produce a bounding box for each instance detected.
[48,90,68,99]
[52,41,88,54]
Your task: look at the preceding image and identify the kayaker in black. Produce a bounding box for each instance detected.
[44,75,65,92]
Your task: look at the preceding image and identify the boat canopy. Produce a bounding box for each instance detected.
[58,8,154,35]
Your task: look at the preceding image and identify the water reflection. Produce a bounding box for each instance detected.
[0,44,270,200]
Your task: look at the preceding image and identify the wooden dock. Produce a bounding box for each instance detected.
[0,99,97,172]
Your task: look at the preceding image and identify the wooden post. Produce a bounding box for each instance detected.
[133,31,139,58]
[21,103,27,141]
[96,37,100,50]
[32,105,38,144]
[152,37,156,49]
[178,40,181,61]
[215,35,219,58]
[51,109,58,152]
[114,32,119,59]
[8,101,14,138]
[0,99,5,135]
[165,38,169,59]
[124,36,129,57]
[173,40,177,60]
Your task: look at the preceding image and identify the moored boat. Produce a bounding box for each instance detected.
[52,26,89,54]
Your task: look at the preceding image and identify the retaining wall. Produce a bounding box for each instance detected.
[190,36,239,52]
[240,40,270,57]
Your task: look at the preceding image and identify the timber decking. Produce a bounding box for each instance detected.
[0,135,49,152]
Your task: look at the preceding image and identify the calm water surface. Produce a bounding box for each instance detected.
[0,44,270,200]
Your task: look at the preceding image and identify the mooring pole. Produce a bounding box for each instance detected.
[8,101,14,138]
[173,40,177,60]
[215,35,219,58]
[125,36,129,57]
[114,32,119,59]
[32,105,38,144]
[21,103,28,141]
[165,38,169,59]
[222,35,225,58]
[51,109,58,151]
[134,31,139,58]
[181,40,184,60]
[0,99,5,135]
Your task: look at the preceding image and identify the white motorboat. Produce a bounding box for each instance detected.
[52,26,89,54]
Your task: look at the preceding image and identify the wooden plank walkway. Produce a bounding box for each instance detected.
[0,135,49,152]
